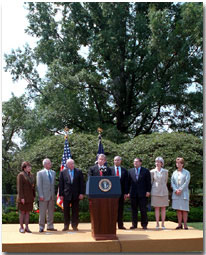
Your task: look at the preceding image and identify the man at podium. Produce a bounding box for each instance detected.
[88,154,112,176]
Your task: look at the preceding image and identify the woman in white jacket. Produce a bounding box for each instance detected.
[150,157,169,229]
[171,157,190,230]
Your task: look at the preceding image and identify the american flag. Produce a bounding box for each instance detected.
[97,135,104,157]
[56,137,72,208]
[96,133,107,166]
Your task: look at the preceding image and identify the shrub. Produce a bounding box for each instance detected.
[2,206,203,224]
[7,212,19,224]
[79,212,90,222]
[5,132,203,195]
[29,213,39,223]
[188,207,203,222]
[54,212,64,223]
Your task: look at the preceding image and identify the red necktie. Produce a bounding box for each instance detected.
[116,167,119,177]
[99,166,103,176]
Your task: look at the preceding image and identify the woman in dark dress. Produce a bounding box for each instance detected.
[17,161,35,233]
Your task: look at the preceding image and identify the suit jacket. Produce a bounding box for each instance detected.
[171,168,190,200]
[128,167,151,197]
[59,167,84,201]
[110,166,129,195]
[150,168,168,196]
[16,171,35,203]
[88,164,112,176]
[37,169,56,201]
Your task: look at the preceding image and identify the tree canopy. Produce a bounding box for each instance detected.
[4,2,203,146]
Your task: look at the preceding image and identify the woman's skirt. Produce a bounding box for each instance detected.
[172,199,189,211]
[151,195,169,207]
[17,202,33,212]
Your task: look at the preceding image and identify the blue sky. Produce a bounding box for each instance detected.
[2,1,37,102]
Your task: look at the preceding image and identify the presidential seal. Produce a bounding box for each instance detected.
[99,178,112,192]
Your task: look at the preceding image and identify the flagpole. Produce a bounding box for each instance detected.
[97,127,103,143]
[64,126,69,140]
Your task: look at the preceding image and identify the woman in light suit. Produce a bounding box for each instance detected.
[150,157,169,229]
[171,157,190,230]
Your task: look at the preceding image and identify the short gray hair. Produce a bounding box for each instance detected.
[155,156,164,166]
[66,158,74,164]
[43,158,51,166]
[114,156,122,160]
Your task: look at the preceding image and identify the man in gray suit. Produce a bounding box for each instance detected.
[37,158,57,232]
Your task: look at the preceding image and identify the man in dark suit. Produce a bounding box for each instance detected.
[59,159,84,231]
[128,158,151,230]
[88,154,112,176]
[110,156,128,230]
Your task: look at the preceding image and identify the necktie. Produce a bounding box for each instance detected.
[136,168,140,180]
[70,170,73,183]
[48,171,52,183]
[99,166,103,176]
[116,167,119,177]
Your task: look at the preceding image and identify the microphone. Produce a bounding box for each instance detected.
[99,166,107,175]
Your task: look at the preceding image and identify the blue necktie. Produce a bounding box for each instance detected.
[136,168,140,180]
[48,171,52,183]
[70,170,74,183]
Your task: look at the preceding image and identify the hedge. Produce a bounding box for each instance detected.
[2,207,203,224]
[3,132,203,195]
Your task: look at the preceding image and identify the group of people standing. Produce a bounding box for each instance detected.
[16,154,190,233]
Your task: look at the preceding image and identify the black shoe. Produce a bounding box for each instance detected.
[62,226,69,231]
[119,226,126,230]
[25,228,32,233]
[142,226,147,230]
[130,226,137,229]
[39,229,44,232]
[73,227,78,231]
[47,228,57,231]
[176,225,183,229]
[184,227,188,230]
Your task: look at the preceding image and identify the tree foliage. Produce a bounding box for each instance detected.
[4,2,203,145]
[4,132,203,195]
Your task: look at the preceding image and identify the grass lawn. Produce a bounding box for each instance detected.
[187,222,203,230]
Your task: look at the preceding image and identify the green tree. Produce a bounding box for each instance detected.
[4,2,203,144]
[2,95,28,193]
[4,132,202,195]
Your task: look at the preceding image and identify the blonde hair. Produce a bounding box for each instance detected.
[176,157,184,166]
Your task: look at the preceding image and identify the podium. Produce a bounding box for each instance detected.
[86,176,121,240]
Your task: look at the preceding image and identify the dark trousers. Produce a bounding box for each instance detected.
[63,199,79,229]
[130,196,148,228]
[117,195,125,228]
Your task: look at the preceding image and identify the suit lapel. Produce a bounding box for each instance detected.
[95,165,100,176]
[131,168,136,181]
[65,168,71,183]
[120,167,125,179]
[73,168,77,182]
[137,167,143,181]
[111,167,115,176]
[44,169,49,182]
